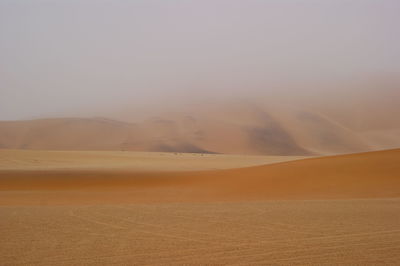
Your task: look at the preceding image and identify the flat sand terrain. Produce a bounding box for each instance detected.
[0,149,305,171]
[1,199,400,265]
[1,149,400,265]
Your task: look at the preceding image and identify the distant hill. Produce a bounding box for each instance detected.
[1,78,400,155]
[1,98,399,155]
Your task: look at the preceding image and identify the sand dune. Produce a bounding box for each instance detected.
[1,96,399,155]
[1,149,399,205]
[1,2,399,263]
[1,149,399,264]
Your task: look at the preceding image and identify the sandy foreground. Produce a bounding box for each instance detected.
[1,149,400,265]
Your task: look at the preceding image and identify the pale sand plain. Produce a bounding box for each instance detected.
[1,149,400,265]
[0,149,305,171]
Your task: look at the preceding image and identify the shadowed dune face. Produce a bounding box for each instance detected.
[1,149,399,205]
[245,117,309,156]
[288,111,370,154]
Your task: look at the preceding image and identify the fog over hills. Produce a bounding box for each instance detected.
[1,0,399,155]
[1,79,399,155]
[1,2,400,264]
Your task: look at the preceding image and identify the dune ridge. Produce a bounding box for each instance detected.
[1,149,399,205]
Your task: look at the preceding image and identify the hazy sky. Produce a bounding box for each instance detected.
[1,0,399,120]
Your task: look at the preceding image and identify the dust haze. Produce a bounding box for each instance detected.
[1,0,399,121]
[2,1,400,265]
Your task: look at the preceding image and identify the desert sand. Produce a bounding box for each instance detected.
[0,149,305,171]
[2,97,400,156]
[1,199,400,265]
[1,149,400,265]
[2,1,399,264]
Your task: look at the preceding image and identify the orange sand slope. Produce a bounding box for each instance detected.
[1,149,400,264]
[1,149,399,204]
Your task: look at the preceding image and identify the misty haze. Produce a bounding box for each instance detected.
[1,0,400,265]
